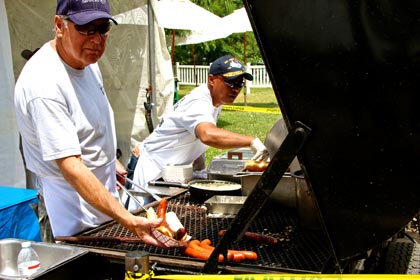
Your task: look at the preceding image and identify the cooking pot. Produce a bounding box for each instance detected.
[148,180,242,204]
[236,170,321,228]
[237,172,296,208]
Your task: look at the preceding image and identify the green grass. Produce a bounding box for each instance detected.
[178,85,281,165]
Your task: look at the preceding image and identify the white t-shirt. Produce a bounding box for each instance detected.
[133,84,222,188]
[14,41,119,236]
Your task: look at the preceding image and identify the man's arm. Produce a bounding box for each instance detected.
[195,122,254,149]
[55,155,164,246]
[195,122,269,161]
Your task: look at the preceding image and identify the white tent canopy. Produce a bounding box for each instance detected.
[174,7,253,46]
[222,8,253,33]
[115,1,253,46]
[153,0,222,30]
[114,0,227,46]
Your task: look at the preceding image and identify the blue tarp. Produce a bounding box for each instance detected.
[0,186,41,241]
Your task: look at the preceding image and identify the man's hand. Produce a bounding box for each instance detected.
[250,138,270,161]
[116,159,128,186]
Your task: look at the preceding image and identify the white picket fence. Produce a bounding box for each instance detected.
[174,62,272,93]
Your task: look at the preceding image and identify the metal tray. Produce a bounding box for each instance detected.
[204,195,247,215]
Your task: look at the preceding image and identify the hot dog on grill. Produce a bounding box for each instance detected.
[244,160,269,172]
[218,229,279,245]
[200,239,245,262]
[186,240,224,261]
[200,239,257,261]
[184,239,258,262]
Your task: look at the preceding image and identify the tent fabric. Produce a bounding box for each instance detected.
[173,7,253,46]
[115,1,253,46]
[222,8,253,33]
[0,0,25,188]
[115,0,221,30]
[152,0,221,31]
[4,0,174,171]
[174,27,232,46]
[115,0,227,46]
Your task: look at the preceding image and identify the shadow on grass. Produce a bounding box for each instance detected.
[216,119,234,129]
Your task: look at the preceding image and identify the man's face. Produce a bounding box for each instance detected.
[56,16,110,69]
[209,75,244,106]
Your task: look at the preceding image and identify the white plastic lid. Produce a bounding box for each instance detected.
[21,241,31,248]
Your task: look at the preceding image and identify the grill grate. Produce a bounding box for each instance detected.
[69,192,332,273]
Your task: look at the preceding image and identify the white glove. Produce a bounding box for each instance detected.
[250,138,270,161]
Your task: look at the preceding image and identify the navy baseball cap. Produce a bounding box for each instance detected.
[209,55,253,81]
[56,0,118,25]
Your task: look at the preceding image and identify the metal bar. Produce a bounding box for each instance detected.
[203,121,311,273]
[148,0,158,129]
[55,235,142,243]
[116,173,162,202]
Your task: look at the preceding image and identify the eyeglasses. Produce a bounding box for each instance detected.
[224,79,245,89]
[61,16,111,37]
[74,22,111,37]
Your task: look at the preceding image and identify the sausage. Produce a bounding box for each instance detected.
[184,246,213,261]
[189,240,211,253]
[228,251,246,262]
[186,240,224,261]
[175,228,187,241]
[218,229,279,245]
[229,249,258,261]
[196,241,237,262]
[199,239,213,249]
[199,239,256,262]
[185,239,255,263]
[155,199,175,238]
[157,198,168,220]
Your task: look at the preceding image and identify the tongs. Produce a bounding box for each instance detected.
[116,180,147,211]
[116,172,162,202]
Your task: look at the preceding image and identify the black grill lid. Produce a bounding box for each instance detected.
[244,0,420,261]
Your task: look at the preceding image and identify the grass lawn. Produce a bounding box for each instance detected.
[178,85,282,165]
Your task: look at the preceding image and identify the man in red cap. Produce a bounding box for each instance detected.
[14,0,166,247]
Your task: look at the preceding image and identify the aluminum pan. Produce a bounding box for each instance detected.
[0,238,88,279]
[244,0,420,262]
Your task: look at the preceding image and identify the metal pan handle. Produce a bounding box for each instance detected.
[148,180,189,188]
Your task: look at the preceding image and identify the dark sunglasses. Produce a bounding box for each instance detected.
[74,22,111,37]
[224,79,245,89]
[62,17,111,37]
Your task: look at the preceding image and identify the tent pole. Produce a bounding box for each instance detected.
[192,45,197,87]
[171,29,176,67]
[244,32,247,64]
[244,32,247,106]
[148,0,158,129]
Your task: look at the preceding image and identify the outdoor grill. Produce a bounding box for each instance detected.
[59,0,420,275]
[61,191,331,274]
